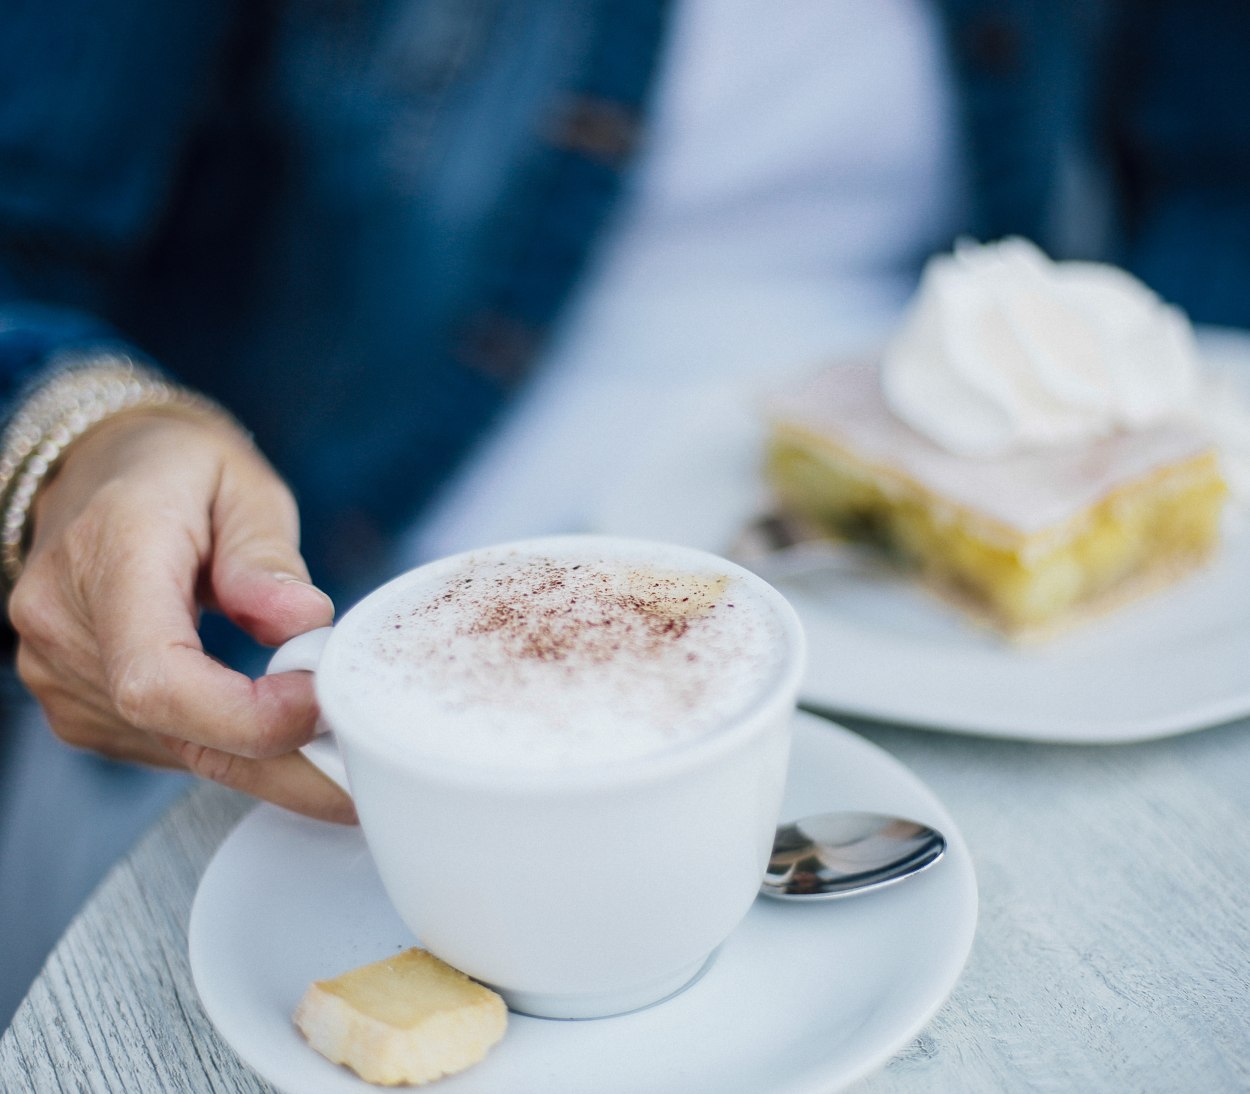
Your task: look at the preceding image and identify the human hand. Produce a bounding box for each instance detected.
[7,408,356,823]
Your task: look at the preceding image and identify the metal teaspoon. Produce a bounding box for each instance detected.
[761,812,946,900]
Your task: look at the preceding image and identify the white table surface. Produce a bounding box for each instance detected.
[3,708,1249,1092]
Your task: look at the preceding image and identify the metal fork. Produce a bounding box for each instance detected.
[728,512,893,583]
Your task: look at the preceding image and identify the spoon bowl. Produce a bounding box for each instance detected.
[762,811,946,900]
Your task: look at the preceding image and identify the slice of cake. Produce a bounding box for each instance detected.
[294,948,507,1086]
[765,361,1226,636]
[762,239,1230,638]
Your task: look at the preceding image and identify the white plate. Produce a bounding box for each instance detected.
[592,330,1250,743]
[189,712,977,1094]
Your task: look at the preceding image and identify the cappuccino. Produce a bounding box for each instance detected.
[324,541,790,770]
[272,535,805,1017]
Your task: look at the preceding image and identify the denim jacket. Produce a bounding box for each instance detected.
[1,0,1248,599]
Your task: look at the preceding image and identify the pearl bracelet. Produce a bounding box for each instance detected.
[0,353,234,593]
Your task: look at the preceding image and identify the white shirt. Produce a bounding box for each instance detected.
[404,0,967,563]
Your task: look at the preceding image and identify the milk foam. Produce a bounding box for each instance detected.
[326,546,789,770]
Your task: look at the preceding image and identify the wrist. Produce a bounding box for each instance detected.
[0,351,241,595]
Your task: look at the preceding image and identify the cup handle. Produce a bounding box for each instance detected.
[265,627,349,793]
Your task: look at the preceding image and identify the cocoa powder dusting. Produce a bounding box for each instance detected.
[398,558,727,673]
[452,560,717,664]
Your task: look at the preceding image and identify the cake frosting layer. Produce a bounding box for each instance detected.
[768,359,1215,537]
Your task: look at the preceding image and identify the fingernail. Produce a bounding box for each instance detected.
[274,574,334,605]
[273,572,316,590]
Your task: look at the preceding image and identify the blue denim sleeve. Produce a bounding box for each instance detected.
[1105,1,1250,329]
[0,0,238,417]
[0,305,151,430]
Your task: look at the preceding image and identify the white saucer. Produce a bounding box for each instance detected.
[189,712,977,1093]
[591,329,1250,743]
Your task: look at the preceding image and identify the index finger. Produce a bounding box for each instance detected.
[92,539,320,758]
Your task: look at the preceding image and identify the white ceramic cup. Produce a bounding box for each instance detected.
[268,535,805,1019]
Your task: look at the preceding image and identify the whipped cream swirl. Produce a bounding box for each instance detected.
[881,237,1201,457]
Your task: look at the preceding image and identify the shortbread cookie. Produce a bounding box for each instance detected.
[294,948,507,1086]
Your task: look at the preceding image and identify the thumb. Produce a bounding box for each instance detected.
[209,462,334,646]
